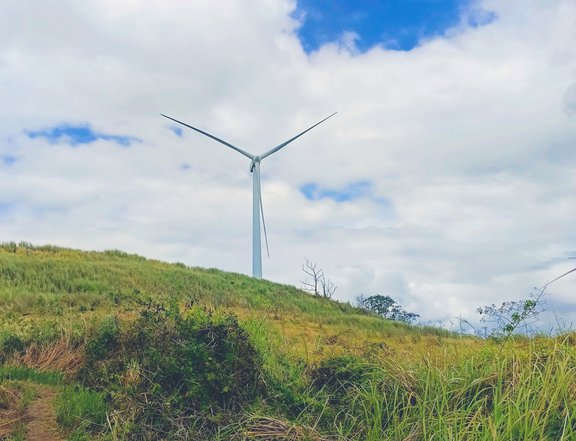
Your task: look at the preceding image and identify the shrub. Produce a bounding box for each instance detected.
[83,316,120,365]
[310,354,371,403]
[0,334,26,364]
[80,303,265,438]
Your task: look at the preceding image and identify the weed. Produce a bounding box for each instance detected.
[0,366,64,385]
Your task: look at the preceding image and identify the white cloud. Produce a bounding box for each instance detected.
[1,0,575,329]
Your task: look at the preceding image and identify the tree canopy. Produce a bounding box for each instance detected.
[357,294,419,324]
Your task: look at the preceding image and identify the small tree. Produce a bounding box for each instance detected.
[476,294,544,338]
[477,262,576,339]
[320,277,337,299]
[301,258,337,299]
[357,294,419,324]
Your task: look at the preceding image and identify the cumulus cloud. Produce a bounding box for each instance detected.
[1,0,575,327]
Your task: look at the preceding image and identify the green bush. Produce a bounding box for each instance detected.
[310,354,371,401]
[80,303,264,438]
[83,316,120,364]
[0,334,25,362]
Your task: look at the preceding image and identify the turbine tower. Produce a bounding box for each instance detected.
[161,112,337,279]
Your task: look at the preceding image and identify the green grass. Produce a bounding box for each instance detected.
[0,241,448,358]
[1,242,574,440]
[0,366,64,385]
[333,339,576,440]
[55,385,107,432]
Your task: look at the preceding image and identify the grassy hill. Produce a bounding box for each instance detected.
[0,242,575,440]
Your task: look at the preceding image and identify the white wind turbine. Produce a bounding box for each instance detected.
[161,112,337,278]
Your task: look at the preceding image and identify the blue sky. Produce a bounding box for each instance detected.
[301,181,373,202]
[295,0,496,52]
[171,127,183,137]
[0,202,13,216]
[2,155,17,166]
[300,181,391,206]
[26,124,140,147]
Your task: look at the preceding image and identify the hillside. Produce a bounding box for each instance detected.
[0,242,456,360]
[1,242,575,440]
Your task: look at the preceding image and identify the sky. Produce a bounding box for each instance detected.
[1,0,575,332]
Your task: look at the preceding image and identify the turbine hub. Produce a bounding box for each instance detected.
[250,156,261,172]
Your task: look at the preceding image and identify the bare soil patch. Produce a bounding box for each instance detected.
[24,385,63,441]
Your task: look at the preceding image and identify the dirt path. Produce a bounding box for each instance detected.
[24,385,64,441]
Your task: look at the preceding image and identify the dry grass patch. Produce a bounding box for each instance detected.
[8,337,84,377]
[0,384,22,436]
[240,416,333,441]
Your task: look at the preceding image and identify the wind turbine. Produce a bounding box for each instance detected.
[161,112,337,279]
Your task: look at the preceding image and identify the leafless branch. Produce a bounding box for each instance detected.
[301,258,324,297]
[320,277,337,299]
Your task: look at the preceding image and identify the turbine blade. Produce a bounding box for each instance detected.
[260,112,337,160]
[259,185,270,258]
[161,114,254,160]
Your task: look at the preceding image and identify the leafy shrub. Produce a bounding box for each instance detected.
[83,316,120,364]
[310,354,371,403]
[80,303,264,438]
[0,334,25,363]
[263,356,318,418]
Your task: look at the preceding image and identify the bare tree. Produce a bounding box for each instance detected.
[320,276,337,299]
[355,294,368,310]
[301,258,323,296]
[301,258,337,299]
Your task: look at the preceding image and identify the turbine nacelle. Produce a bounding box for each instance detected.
[249,156,261,172]
[161,112,337,278]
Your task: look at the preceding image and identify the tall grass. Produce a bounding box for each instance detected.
[332,339,576,440]
[55,385,107,432]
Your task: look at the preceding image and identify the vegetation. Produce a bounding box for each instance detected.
[477,265,576,338]
[55,385,107,433]
[356,294,420,323]
[301,258,337,299]
[0,242,575,440]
